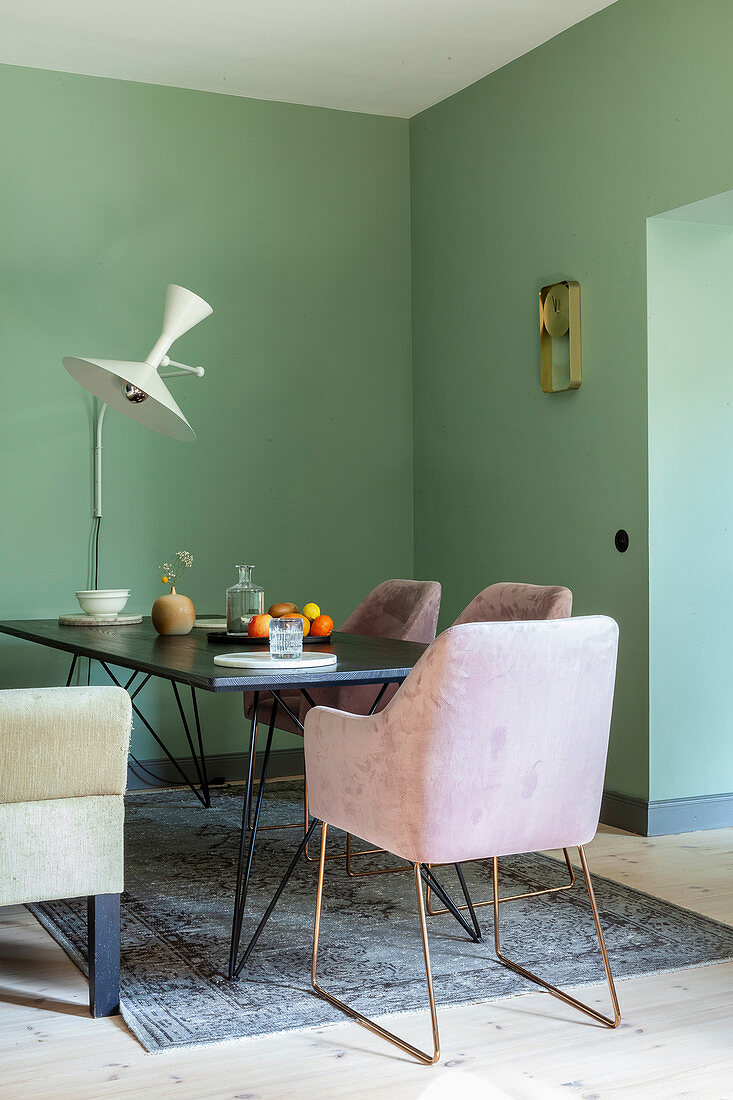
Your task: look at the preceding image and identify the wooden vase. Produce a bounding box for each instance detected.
[151,586,196,636]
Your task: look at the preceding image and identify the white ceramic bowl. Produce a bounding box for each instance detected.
[75,589,131,618]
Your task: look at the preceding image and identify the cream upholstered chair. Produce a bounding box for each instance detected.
[0,686,132,1016]
[305,617,620,1064]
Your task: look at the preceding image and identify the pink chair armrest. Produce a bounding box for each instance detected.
[304,706,407,855]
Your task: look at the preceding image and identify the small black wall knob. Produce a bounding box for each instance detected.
[614,529,629,553]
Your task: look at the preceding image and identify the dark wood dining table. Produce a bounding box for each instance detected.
[0,618,437,978]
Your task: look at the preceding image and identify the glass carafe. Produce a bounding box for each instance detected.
[226,565,264,634]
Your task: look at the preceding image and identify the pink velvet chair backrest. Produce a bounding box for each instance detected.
[453,581,572,625]
[340,578,442,643]
[301,579,442,719]
[305,616,618,865]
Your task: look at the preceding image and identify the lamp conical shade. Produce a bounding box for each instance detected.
[144,284,213,369]
[63,356,196,441]
[162,285,213,345]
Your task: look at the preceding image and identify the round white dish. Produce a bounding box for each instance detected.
[75,589,131,617]
[193,618,228,629]
[213,652,338,670]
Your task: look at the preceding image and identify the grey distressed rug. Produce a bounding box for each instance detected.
[29,781,733,1053]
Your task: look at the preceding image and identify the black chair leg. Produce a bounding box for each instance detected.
[87,893,121,1017]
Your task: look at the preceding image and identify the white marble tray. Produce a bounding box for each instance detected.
[212,652,337,670]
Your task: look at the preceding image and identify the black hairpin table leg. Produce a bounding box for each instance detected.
[65,654,78,686]
[420,866,481,943]
[232,818,320,978]
[228,691,260,977]
[229,693,283,979]
[98,662,211,806]
[454,862,482,941]
[172,682,210,807]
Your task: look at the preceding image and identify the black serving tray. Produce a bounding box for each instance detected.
[207,631,332,645]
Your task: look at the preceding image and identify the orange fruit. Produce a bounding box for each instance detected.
[310,614,333,637]
[247,613,272,638]
[283,612,310,637]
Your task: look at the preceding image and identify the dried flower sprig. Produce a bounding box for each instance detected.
[160,550,194,585]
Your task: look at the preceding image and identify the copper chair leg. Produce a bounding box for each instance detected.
[492,845,621,1028]
[426,848,576,915]
[311,822,441,1066]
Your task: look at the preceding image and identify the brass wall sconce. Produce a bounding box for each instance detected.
[539,280,581,392]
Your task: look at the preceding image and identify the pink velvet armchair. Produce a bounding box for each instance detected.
[305,616,620,1064]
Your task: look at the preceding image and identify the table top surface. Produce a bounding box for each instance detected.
[0,618,428,692]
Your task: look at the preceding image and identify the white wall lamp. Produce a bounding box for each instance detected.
[63,284,213,587]
[64,283,212,519]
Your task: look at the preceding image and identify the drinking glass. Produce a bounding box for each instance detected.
[269,618,303,660]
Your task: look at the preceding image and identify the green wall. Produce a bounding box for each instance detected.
[4,0,733,806]
[409,0,733,801]
[0,63,413,762]
[648,211,733,800]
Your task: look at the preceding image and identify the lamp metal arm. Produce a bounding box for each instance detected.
[159,355,205,378]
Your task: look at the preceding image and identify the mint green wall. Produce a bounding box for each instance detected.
[0,63,413,761]
[648,213,733,800]
[409,0,733,800]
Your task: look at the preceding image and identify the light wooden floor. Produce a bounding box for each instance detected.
[1,823,731,1100]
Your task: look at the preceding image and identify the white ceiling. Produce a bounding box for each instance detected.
[0,0,617,118]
